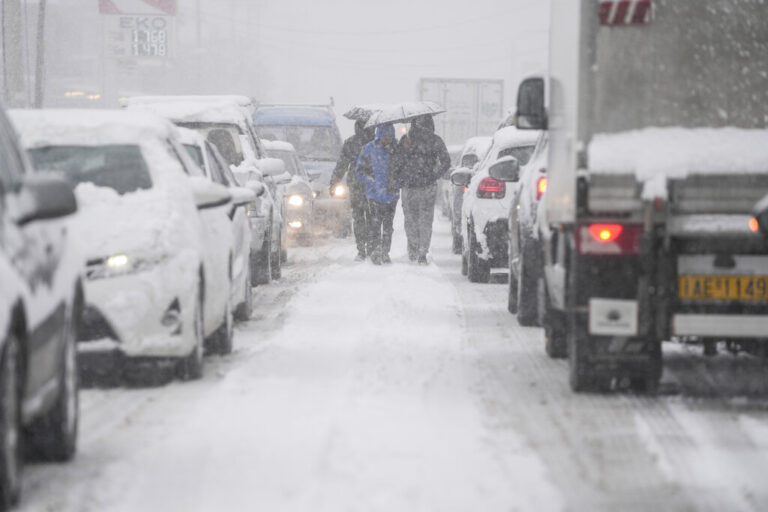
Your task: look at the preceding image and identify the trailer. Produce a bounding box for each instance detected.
[516,0,768,392]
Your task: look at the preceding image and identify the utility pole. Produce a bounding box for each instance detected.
[34,0,47,107]
[3,0,26,106]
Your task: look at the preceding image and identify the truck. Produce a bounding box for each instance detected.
[418,78,504,146]
[515,0,768,393]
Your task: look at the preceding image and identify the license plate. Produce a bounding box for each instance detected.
[678,275,768,301]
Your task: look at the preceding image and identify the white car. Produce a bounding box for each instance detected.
[448,136,492,254]
[178,128,257,334]
[124,95,290,281]
[454,127,539,283]
[11,110,250,382]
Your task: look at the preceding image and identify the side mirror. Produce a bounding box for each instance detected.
[753,194,768,234]
[189,177,231,209]
[256,157,286,177]
[308,171,322,182]
[229,186,256,207]
[516,77,547,130]
[15,176,77,226]
[442,167,455,180]
[488,156,520,182]
[273,171,292,186]
[450,168,472,187]
[244,180,266,198]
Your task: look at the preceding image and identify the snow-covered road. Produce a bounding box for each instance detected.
[17,211,768,511]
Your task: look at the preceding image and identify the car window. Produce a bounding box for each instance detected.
[207,143,237,186]
[183,143,204,169]
[266,149,299,177]
[177,122,245,167]
[168,140,204,177]
[498,145,535,167]
[255,125,341,161]
[204,145,228,186]
[28,144,152,195]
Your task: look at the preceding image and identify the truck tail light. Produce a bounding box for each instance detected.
[477,178,505,199]
[536,176,547,201]
[576,224,643,255]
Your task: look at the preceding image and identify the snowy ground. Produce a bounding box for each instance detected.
[17,209,768,512]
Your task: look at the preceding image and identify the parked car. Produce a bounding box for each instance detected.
[124,95,290,278]
[178,128,257,328]
[448,137,492,254]
[263,140,315,245]
[252,104,349,237]
[0,107,83,509]
[502,131,549,327]
[452,127,539,283]
[11,109,251,383]
[438,144,463,217]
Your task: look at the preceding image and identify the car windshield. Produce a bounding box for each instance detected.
[176,122,245,167]
[28,144,152,195]
[266,149,299,176]
[256,125,341,161]
[498,145,535,167]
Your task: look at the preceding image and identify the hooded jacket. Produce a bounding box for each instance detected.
[330,119,375,190]
[355,124,400,204]
[395,115,451,189]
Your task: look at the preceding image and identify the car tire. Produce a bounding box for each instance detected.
[235,267,253,322]
[210,297,234,355]
[452,231,462,255]
[271,233,282,280]
[516,238,540,327]
[0,333,21,510]
[544,305,568,359]
[568,314,598,392]
[253,236,272,286]
[507,252,519,314]
[467,224,490,283]
[178,290,204,381]
[26,301,79,462]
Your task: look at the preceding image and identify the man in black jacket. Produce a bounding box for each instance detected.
[396,115,451,264]
[330,119,375,260]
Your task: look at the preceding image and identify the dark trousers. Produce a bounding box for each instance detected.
[401,183,437,258]
[368,200,397,257]
[350,185,370,255]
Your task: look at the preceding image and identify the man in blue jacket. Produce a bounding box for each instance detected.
[356,123,400,265]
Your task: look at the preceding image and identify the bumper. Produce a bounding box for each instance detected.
[78,252,198,359]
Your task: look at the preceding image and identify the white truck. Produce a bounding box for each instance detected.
[418,78,504,146]
[516,0,768,393]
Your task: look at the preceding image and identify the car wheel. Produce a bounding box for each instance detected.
[210,296,234,355]
[235,266,253,322]
[467,224,490,283]
[507,252,519,314]
[544,303,568,359]
[452,230,462,255]
[271,233,282,280]
[253,236,272,286]
[27,303,79,461]
[0,333,21,510]
[516,237,540,327]
[568,314,598,392]
[178,289,204,381]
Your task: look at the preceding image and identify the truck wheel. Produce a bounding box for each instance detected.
[0,334,21,509]
[545,308,568,359]
[631,341,662,395]
[467,227,490,283]
[568,315,598,392]
[517,239,540,327]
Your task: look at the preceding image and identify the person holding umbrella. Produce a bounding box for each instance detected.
[396,114,451,264]
[330,118,375,261]
[355,123,401,265]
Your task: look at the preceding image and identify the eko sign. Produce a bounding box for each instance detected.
[100,0,176,59]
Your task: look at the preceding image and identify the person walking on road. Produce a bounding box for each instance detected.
[330,119,375,261]
[356,123,401,265]
[396,114,451,264]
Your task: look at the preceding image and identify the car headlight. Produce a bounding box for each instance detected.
[333,184,347,198]
[106,254,129,269]
[288,194,304,207]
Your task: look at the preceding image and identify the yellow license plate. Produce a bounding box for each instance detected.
[678,275,768,301]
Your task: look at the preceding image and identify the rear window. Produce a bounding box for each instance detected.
[28,144,152,195]
[256,125,341,161]
[498,145,535,167]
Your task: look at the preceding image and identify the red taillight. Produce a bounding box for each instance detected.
[577,224,643,255]
[750,217,759,233]
[536,176,547,201]
[477,178,505,199]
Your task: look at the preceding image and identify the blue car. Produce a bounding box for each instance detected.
[253,105,350,237]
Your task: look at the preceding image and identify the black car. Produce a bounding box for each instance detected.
[0,106,82,509]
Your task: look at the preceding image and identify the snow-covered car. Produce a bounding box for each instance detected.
[504,131,549,326]
[438,144,463,217]
[263,140,315,245]
[252,105,350,237]
[454,127,539,283]
[448,137,492,254]
[11,110,250,382]
[0,108,82,508]
[178,128,257,327]
[124,95,290,277]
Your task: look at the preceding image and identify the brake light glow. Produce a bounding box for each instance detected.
[536,176,547,200]
[750,217,759,233]
[577,224,643,255]
[477,178,505,199]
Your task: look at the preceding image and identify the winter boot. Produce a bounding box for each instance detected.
[417,255,428,265]
[382,254,392,264]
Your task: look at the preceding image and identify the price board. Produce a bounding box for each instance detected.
[103,15,174,59]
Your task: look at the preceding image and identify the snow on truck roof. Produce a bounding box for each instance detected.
[253,107,335,127]
[9,109,178,147]
[492,126,540,149]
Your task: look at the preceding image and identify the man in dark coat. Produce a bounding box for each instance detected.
[396,115,451,264]
[330,119,375,260]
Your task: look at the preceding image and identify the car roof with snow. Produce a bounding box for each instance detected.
[124,97,252,128]
[176,126,206,146]
[9,109,178,148]
[253,106,335,127]
[491,126,540,150]
[462,136,493,157]
[263,140,297,153]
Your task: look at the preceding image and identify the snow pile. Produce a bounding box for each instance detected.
[9,109,177,148]
[125,100,252,128]
[491,126,540,153]
[589,128,768,199]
